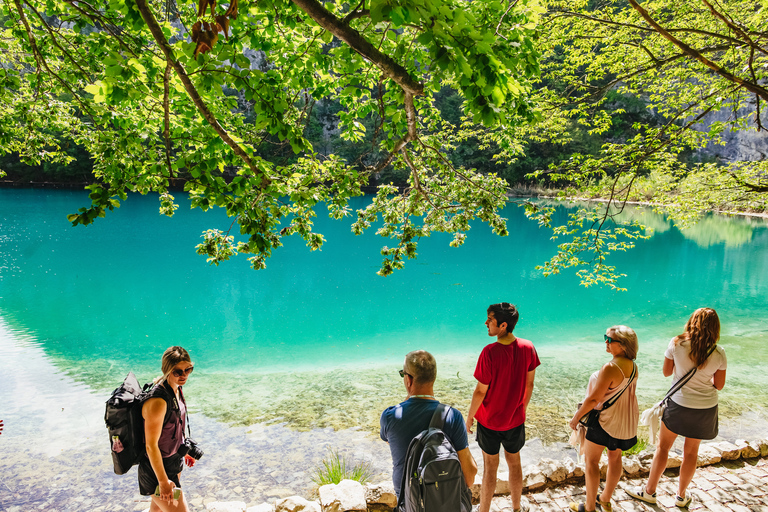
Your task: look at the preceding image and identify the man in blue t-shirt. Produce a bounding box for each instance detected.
[380,350,478,497]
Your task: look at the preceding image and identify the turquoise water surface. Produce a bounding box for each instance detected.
[2,188,767,510]
[1,188,767,437]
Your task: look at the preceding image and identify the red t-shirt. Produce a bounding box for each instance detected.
[474,338,540,431]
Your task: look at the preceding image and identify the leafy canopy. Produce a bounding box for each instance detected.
[1,0,541,273]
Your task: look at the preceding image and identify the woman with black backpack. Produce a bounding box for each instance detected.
[139,346,198,512]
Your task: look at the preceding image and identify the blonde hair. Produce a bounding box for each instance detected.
[676,307,720,368]
[154,346,191,384]
[608,325,638,360]
[404,350,437,386]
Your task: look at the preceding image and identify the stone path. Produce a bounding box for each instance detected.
[489,457,768,512]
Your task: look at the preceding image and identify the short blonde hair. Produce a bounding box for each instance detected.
[608,325,638,360]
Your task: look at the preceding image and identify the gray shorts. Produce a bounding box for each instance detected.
[663,399,718,440]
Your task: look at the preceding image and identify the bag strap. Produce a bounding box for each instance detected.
[429,403,449,430]
[662,344,718,404]
[601,362,637,412]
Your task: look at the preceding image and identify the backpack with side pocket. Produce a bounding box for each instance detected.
[397,403,472,512]
[104,372,173,475]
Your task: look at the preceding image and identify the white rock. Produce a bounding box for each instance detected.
[247,504,276,512]
[364,481,397,508]
[275,496,321,512]
[539,458,568,483]
[522,467,546,491]
[318,479,367,512]
[757,438,768,457]
[622,455,642,476]
[666,451,682,469]
[709,441,741,460]
[696,444,722,467]
[207,502,246,512]
[563,457,578,478]
[735,439,760,459]
[599,454,609,478]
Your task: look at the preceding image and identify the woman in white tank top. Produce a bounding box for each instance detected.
[628,308,727,509]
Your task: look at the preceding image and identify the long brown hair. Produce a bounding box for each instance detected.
[675,308,720,367]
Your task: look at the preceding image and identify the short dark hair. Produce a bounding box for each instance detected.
[404,350,437,386]
[487,303,519,334]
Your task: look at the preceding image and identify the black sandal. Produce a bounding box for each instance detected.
[569,503,596,512]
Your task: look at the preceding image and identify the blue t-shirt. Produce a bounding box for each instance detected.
[380,398,469,496]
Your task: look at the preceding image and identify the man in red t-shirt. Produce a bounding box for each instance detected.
[466,302,540,512]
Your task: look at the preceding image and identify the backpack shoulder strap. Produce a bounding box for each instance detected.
[429,403,449,430]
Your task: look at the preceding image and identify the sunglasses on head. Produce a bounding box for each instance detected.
[172,366,194,377]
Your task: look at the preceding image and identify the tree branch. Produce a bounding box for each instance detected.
[289,0,423,96]
[133,0,269,184]
[627,0,768,102]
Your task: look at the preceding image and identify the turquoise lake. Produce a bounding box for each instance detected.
[1,188,767,509]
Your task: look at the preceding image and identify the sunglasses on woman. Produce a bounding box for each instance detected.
[172,366,194,377]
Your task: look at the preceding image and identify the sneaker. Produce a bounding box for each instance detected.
[626,486,657,504]
[675,494,692,508]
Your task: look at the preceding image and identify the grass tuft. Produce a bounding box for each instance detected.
[310,449,374,486]
[623,436,649,456]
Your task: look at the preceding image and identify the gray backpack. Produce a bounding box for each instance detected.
[397,403,472,512]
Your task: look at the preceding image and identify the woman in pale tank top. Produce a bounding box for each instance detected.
[569,325,639,512]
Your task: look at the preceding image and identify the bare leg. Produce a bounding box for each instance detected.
[479,451,500,512]
[645,422,678,494]
[678,437,701,498]
[504,450,523,510]
[600,448,623,504]
[582,440,603,511]
[150,489,190,512]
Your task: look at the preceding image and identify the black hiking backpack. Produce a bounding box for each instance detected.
[105,372,173,475]
[396,403,473,512]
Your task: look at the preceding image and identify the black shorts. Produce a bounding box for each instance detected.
[476,422,525,455]
[138,453,184,496]
[586,419,637,452]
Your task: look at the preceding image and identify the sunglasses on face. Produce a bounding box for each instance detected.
[172,366,194,377]
[399,369,413,378]
[604,334,618,344]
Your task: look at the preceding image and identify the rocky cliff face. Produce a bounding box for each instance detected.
[697,101,768,162]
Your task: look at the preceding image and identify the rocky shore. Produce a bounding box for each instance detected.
[182,438,768,512]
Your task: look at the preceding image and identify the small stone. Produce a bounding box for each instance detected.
[709,441,741,460]
[522,468,546,491]
[696,444,722,467]
[666,451,683,469]
[562,457,578,479]
[206,502,246,512]
[364,481,397,508]
[539,458,568,483]
[275,496,321,512]
[246,504,275,512]
[756,438,768,457]
[622,455,641,476]
[318,479,366,512]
